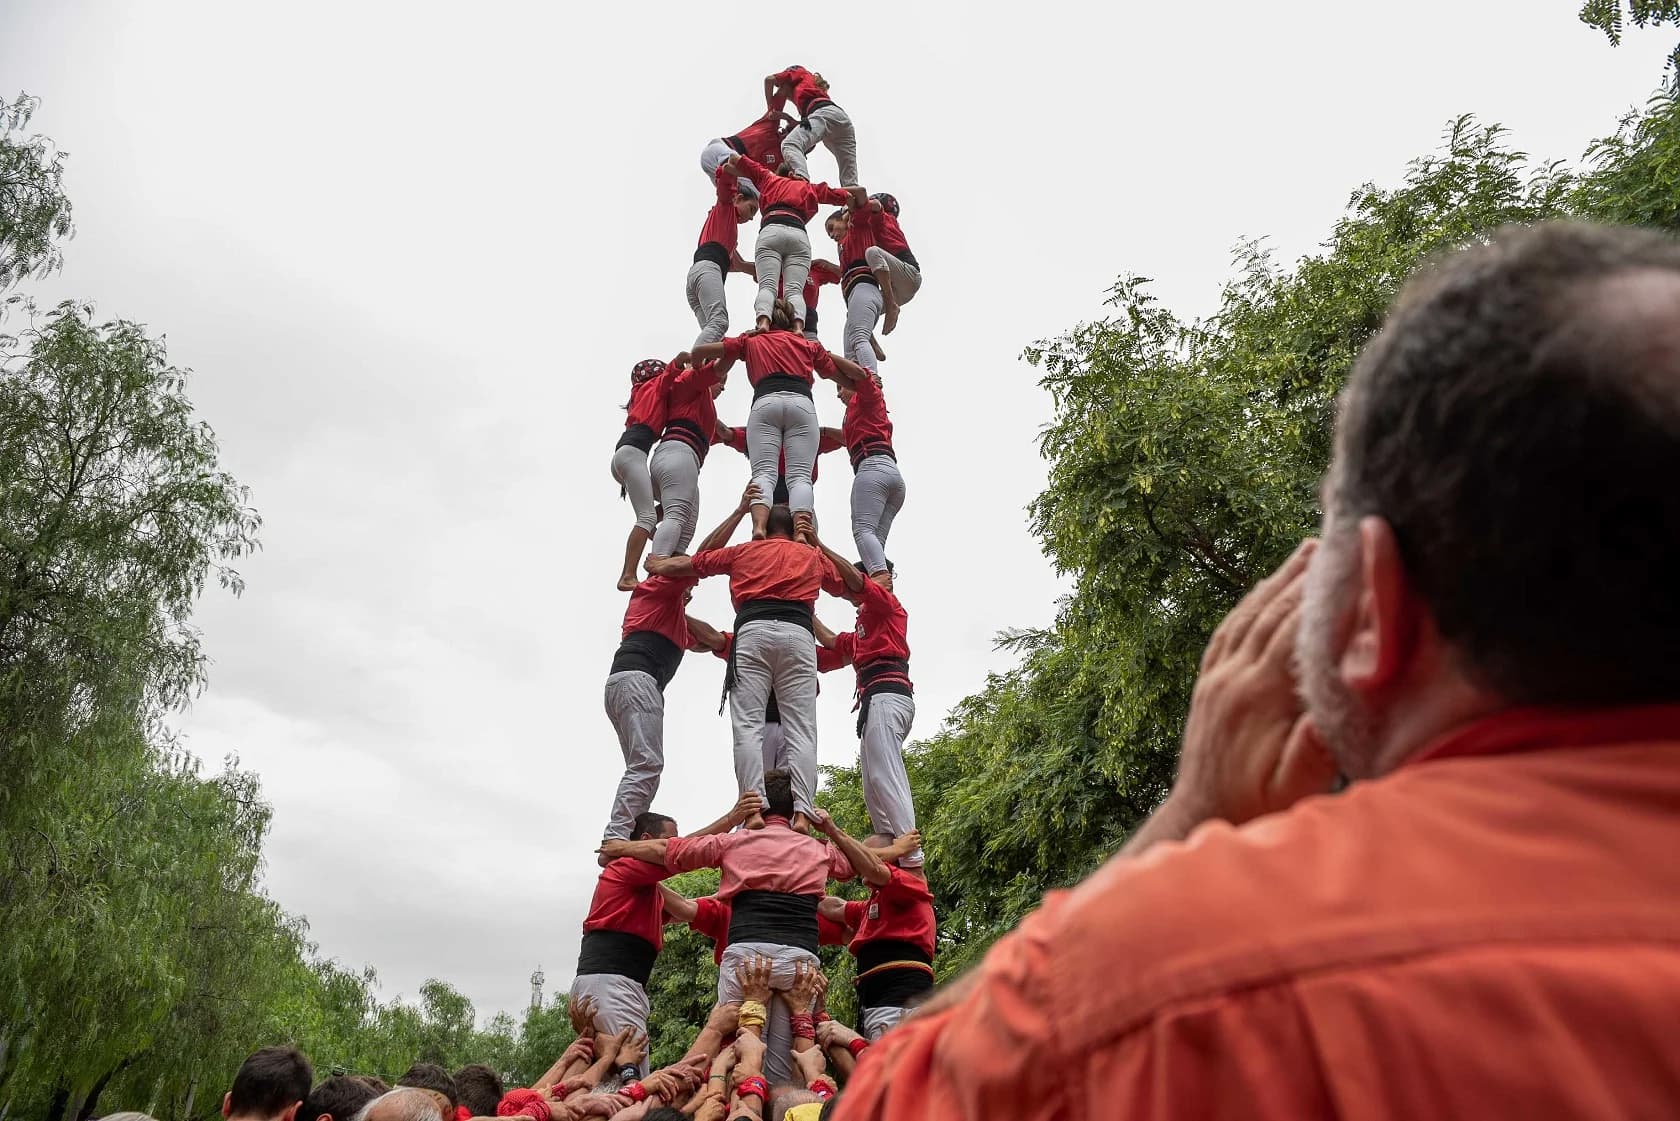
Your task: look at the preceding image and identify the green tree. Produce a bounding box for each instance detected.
[0,94,73,294]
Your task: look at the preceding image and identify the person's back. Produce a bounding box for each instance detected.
[836,223,1680,1120]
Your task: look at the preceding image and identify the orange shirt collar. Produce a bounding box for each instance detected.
[1409,703,1680,766]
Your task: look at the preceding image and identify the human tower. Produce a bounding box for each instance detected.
[574,66,936,1087]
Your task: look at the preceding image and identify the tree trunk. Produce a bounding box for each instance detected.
[45,1082,68,1121]
[79,1061,124,1121]
[182,1075,197,1121]
[146,1072,165,1118]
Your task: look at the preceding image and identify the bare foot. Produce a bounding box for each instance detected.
[597,851,613,868]
[617,574,638,592]
[882,303,900,335]
[744,813,767,831]
[791,812,814,834]
[752,528,768,540]
[870,334,887,362]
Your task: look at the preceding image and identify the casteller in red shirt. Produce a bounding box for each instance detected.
[724,110,786,167]
[575,854,679,990]
[735,156,850,226]
[840,370,895,467]
[771,66,835,117]
[719,327,837,389]
[844,864,937,1013]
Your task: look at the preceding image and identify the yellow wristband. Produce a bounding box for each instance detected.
[738,999,768,1029]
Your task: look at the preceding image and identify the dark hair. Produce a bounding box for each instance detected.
[633,811,676,840]
[820,1099,839,1121]
[396,1064,457,1111]
[228,1047,313,1119]
[1334,221,1680,703]
[765,504,797,539]
[643,1110,687,1121]
[451,1066,502,1118]
[357,1078,389,1094]
[770,299,798,331]
[764,770,796,818]
[301,1077,378,1121]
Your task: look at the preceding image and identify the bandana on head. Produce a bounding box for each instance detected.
[631,358,666,384]
[870,192,899,217]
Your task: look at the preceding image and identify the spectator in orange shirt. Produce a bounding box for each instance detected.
[837,222,1680,1120]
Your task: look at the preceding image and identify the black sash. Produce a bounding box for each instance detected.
[576,929,659,988]
[764,201,809,230]
[849,442,896,471]
[725,134,748,155]
[661,418,711,464]
[855,657,913,736]
[753,373,813,401]
[616,423,657,454]
[729,890,820,954]
[854,938,934,1009]
[610,631,684,691]
[693,241,730,273]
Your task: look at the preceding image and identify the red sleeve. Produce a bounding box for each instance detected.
[832,632,857,666]
[736,156,771,189]
[858,575,894,613]
[814,183,852,205]
[713,162,735,203]
[666,832,730,873]
[842,899,868,929]
[673,361,715,401]
[712,632,734,661]
[817,644,850,673]
[610,856,677,888]
[829,841,857,881]
[818,554,851,599]
[726,426,748,454]
[810,343,838,380]
[720,335,749,363]
[692,545,740,579]
[690,896,729,942]
[818,912,853,947]
[771,68,797,84]
[818,428,844,454]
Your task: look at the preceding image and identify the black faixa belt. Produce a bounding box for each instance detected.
[720,599,814,713]
[849,441,896,470]
[693,241,730,272]
[661,418,711,464]
[615,423,656,454]
[725,134,747,155]
[753,373,813,401]
[576,929,659,988]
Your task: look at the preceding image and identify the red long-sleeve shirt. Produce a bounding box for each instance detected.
[720,329,837,388]
[713,630,854,675]
[839,206,885,294]
[621,573,698,648]
[696,165,743,256]
[842,866,936,958]
[581,857,678,948]
[772,66,834,116]
[829,577,911,671]
[842,372,894,461]
[877,210,913,259]
[666,815,855,899]
[661,362,721,461]
[729,112,784,166]
[691,538,849,609]
[625,365,674,431]
[737,156,850,224]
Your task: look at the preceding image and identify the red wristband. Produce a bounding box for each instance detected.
[735,1076,769,1103]
[624,1082,647,1104]
[809,1078,836,1101]
[847,1037,870,1059]
[789,1012,816,1040]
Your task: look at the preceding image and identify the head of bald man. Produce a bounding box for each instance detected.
[1298,221,1680,779]
[349,1089,446,1121]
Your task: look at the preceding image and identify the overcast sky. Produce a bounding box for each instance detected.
[2,1,1671,1026]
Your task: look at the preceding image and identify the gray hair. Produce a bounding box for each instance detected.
[349,1089,444,1121]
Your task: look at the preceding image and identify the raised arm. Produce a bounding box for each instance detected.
[686,614,728,653]
[659,883,699,925]
[689,790,762,837]
[813,615,839,649]
[692,340,729,362]
[813,808,890,886]
[693,482,758,553]
[596,837,670,864]
[806,520,866,594]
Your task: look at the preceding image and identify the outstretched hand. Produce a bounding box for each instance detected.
[793,1045,829,1087]
[568,994,599,1038]
[787,959,824,1012]
[596,839,634,860]
[737,482,762,513]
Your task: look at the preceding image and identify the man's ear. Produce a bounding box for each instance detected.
[223,1093,234,1119]
[278,1102,301,1121]
[1340,516,1421,693]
